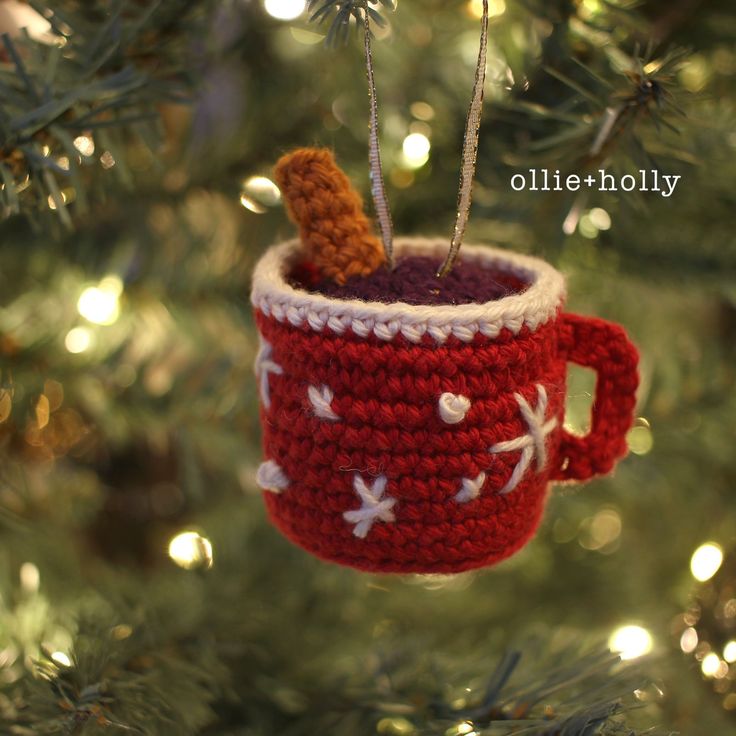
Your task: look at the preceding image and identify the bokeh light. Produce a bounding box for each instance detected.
[77,276,123,325]
[680,627,698,653]
[724,641,736,663]
[168,531,214,570]
[19,562,40,592]
[73,135,95,157]
[609,625,653,660]
[467,0,506,19]
[702,652,729,679]
[240,176,281,214]
[51,651,72,667]
[691,542,723,582]
[64,327,93,354]
[627,418,653,455]
[402,132,431,168]
[264,0,306,21]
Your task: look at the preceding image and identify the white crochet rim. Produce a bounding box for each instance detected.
[250,237,566,344]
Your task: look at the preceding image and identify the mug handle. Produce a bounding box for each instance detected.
[551,313,639,482]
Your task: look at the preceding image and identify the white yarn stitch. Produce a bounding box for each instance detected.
[438,392,471,424]
[455,472,486,503]
[256,460,290,493]
[343,474,397,539]
[490,384,557,494]
[250,238,567,345]
[308,384,340,421]
[253,337,283,410]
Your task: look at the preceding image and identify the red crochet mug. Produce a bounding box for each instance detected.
[250,237,639,573]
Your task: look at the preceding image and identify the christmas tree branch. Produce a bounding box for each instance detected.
[0,0,215,227]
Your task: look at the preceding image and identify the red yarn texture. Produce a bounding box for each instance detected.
[255,309,639,574]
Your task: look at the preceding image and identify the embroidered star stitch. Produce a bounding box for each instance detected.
[343,474,397,538]
[490,384,557,494]
[254,336,283,410]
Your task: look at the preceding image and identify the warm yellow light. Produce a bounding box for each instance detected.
[690,542,723,582]
[73,135,95,157]
[64,327,93,354]
[609,625,653,660]
[240,194,267,214]
[402,132,431,168]
[467,0,506,19]
[77,276,123,325]
[264,0,306,21]
[587,509,622,550]
[724,641,736,663]
[168,531,214,570]
[51,651,72,667]
[680,627,698,654]
[702,652,728,678]
[241,176,281,209]
[100,151,116,169]
[19,562,40,592]
[410,101,435,121]
[446,722,478,736]
[589,207,612,230]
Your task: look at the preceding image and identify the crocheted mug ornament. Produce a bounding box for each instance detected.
[250,150,640,574]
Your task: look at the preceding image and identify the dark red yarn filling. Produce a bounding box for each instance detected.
[289,255,528,306]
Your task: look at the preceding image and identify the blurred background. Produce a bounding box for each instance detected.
[1,0,735,733]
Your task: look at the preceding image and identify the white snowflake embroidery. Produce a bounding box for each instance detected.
[490,384,557,494]
[254,336,283,410]
[455,471,486,503]
[343,474,397,538]
[308,384,340,421]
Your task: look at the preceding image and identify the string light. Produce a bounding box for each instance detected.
[264,0,306,21]
[680,627,698,653]
[168,531,214,570]
[724,641,736,663]
[64,327,93,354]
[100,151,116,169]
[467,0,505,19]
[19,562,40,592]
[51,651,72,667]
[73,135,95,157]
[77,276,123,325]
[691,543,724,582]
[402,132,431,168]
[446,723,478,736]
[609,625,653,660]
[627,418,653,455]
[702,652,728,679]
[240,176,281,214]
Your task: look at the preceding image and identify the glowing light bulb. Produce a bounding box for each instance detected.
[402,132,431,168]
[724,641,736,663]
[609,625,653,660]
[19,562,40,592]
[73,135,95,157]
[77,276,123,325]
[467,0,506,19]
[589,207,611,230]
[168,531,214,570]
[51,651,72,667]
[64,327,93,354]
[680,627,698,654]
[702,652,727,678]
[264,0,306,21]
[240,175,281,214]
[691,542,723,582]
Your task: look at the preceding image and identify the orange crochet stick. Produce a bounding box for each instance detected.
[274,148,386,285]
